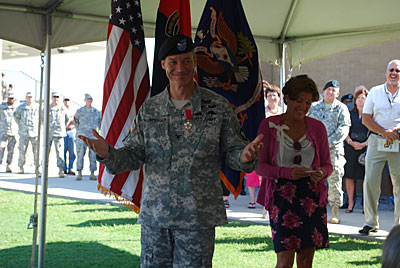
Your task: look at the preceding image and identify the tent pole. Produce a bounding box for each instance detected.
[279,42,286,110]
[29,53,45,268]
[38,14,52,268]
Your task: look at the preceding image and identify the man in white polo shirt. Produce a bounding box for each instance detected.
[360,59,400,235]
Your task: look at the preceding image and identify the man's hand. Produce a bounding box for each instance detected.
[78,129,110,158]
[241,134,264,163]
[381,129,399,146]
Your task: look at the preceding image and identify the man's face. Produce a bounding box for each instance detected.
[386,62,400,86]
[322,86,340,104]
[7,97,14,106]
[63,100,69,106]
[161,52,196,89]
[52,96,59,105]
[85,98,93,106]
[26,96,33,105]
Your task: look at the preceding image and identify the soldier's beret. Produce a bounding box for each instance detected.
[158,34,194,61]
[323,80,340,90]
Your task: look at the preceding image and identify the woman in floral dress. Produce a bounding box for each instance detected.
[256,75,333,268]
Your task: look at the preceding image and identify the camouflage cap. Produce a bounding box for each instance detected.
[26,92,33,97]
[51,92,60,97]
[158,34,194,61]
[85,93,93,99]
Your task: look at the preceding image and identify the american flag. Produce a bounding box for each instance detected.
[99,0,150,212]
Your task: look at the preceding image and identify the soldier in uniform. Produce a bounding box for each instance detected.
[14,92,40,174]
[308,80,351,224]
[79,34,263,267]
[74,94,101,180]
[48,92,69,178]
[0,92,18,172]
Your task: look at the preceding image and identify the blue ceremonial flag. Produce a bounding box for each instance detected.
[194,0,265,198]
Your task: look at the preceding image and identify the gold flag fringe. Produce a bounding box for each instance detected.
[98,183,140,214]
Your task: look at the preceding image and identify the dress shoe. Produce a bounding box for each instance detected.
[68,170,76,175]
[359,225,378,235]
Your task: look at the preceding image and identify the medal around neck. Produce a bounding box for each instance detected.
[184,109,193,130]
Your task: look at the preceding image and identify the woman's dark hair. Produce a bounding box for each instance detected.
[351,88,369,113]
[282,75,319,104]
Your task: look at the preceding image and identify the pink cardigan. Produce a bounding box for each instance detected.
[256,114,333,209]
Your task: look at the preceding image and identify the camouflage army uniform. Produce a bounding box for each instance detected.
[98,85,257,267]
[14,102,39,169]
[308,99,351,207]
[0,102,17,165]
[48,104,69,168]
[74,106,101,171]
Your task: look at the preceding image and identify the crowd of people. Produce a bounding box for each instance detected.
[0,86,101,180]
[3,35,400,267]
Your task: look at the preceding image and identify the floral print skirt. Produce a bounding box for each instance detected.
[268,177,329,253]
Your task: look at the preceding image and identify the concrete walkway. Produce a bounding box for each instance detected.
[0,163,395,241]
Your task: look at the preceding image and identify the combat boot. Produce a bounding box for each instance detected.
[330,205,340,224]
[58,167,64,178]
[90,171,97,181]
[76,170,82,181]
[18,166,24,174]
[6,164,12,173]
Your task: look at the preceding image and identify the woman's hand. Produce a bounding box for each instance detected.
[350,140,364,150]
[290,168,324,182]
[310,168,324,183]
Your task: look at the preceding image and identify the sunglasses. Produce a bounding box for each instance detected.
[293,142,302,165]
[388,68,400,73]
[52,96,59,98]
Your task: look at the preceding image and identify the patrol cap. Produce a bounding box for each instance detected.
[63,96,70,101]
[7,91,14,98]
[26,92,33,97]
[51,92,60,98]
[85,93,92,99]
[158,34,194,61]
[323,80,340,90]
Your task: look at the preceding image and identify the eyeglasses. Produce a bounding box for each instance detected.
[388,68,400,73]
[52,96,59,98]
[293,142,302,165]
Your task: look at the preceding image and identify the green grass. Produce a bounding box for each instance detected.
[1,189,382,267]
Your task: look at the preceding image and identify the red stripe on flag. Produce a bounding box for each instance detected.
[102,30,130,117]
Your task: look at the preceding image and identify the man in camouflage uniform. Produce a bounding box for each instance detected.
[308,80,351,224]
[0,92,18,172]
[48,92,69,178]
[79,35,263,267]
[14,92,40,174]
[74,93,101,181]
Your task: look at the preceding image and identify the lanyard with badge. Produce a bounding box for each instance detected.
[377,84,400,152]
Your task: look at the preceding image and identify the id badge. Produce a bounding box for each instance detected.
[377,138,399,152]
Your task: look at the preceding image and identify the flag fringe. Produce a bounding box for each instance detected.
[97,183,140,214]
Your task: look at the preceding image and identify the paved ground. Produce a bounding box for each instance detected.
[0,162,396,241]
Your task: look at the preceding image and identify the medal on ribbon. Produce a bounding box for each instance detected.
[184,109,193,130]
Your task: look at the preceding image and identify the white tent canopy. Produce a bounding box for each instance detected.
[2,0,400,68]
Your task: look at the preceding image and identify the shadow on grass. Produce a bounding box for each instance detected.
[0,241,140,268]
[68,217,138,227]
[73,206,129,213]
[329,235,383,251]
[347,256,381,266]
